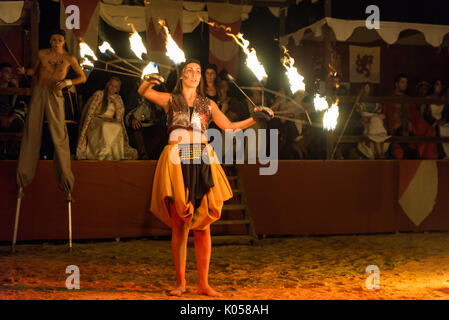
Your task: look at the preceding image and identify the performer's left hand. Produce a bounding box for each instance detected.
[55,80,67,91]
[252,106,274,122]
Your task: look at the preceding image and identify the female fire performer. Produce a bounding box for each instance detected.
[138,58,273,297]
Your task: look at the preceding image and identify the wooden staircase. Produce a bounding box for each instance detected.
[210,165,258,245]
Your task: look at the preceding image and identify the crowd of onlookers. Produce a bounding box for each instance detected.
[1,60,448,161]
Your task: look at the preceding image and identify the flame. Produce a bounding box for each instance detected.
[158,20,186,65]
[328,64,338,77]
[80,57,94,69]
[323,100,339,131]
[141,61,159,79]
[79,41,98,61]
[227,32,267,82]
[281,46,305,94]
[99,41,115,54]
[314,94,329,111]
[200,20,267,82]
[128,23,147,60]
[200,18,232,33]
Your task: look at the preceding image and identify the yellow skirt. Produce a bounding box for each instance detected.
[150,143,233,230]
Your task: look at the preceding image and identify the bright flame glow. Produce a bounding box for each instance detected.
[79,41,98,61]
[158,20,186,65]
[128,24,147,60]
[141,61,159,79]
[323,101,339,131]
[99,41,115,54]
[281,47,305,94]
[227,32,267,82]
[314,94,329,111]
[80,57,94,69]
[201,18,232,33]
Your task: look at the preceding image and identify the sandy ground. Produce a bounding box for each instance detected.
[1,232,449,300]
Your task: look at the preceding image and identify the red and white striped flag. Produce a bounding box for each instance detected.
[398,160,438,226]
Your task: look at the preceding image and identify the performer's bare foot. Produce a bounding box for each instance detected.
[169,284,186,297]
[197,285,222,297]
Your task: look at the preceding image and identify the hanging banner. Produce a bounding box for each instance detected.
[349,45,380,83]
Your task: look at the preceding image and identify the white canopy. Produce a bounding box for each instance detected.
[280,17,449,47]
[0,1,24,24]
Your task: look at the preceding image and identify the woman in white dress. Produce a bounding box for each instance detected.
[356,82,390,159]
[76,77,137,160]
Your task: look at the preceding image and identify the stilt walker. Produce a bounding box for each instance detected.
[12,29,86,252]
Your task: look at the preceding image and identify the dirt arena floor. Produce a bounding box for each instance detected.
[1,232,449,300]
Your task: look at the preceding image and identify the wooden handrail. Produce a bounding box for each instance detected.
[338,135,449,144]
[337,95,448,105]
[0,87,32,95]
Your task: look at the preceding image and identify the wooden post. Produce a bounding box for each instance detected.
[30,0,39,66]
[279,6,286,39]
[323,0,333,159]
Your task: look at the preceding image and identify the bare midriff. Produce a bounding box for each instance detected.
[168,128,208,145]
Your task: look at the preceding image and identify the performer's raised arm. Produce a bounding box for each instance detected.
[210,99,273,131]
[138,77,171,112]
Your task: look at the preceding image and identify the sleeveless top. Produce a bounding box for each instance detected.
[166,93,212,134]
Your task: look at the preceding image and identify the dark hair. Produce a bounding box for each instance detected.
[205,64,217,74]
[204,63,219,94]
[49,29,66,39]
[394,74,408,85]
[0,62,12,71]
[361,81,373,95]
[430,79,444,95]
[172,58,205,97]
[100,77,121,115]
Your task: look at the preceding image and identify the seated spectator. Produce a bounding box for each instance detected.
[217,78,249,122]
[301,83,326,159]
[125,76,167,159]
[333,77,363,159]
[383,74,437,159]
[442,87,449,159]
[424,80,449,159]
[244,81,272,160]
[76,77,138,160]
[415,81,430,116]
[269,87,308,159]
[356,82,390,160]
[0,62,27,158]
[204,64,220,132]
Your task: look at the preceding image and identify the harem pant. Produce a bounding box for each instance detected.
[16,86,74,194]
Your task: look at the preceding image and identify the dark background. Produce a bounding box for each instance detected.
[37,0,449,104]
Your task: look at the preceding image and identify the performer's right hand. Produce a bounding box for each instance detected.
[17,67,34,77]
[132,118,142,130]
[145,79,161,88]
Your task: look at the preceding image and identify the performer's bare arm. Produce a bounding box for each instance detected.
[16,52,41,77]
[55,56,86,90]
[211,100,258,131]
[138,79,170,112]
